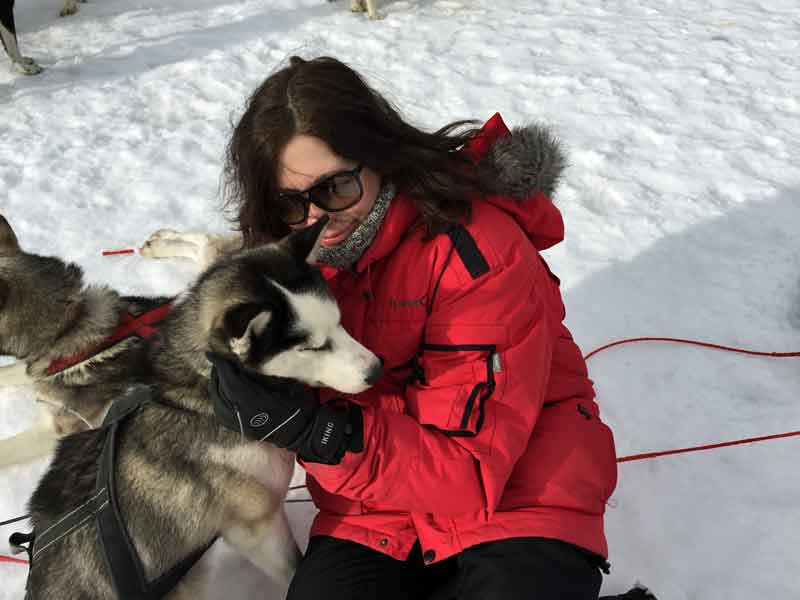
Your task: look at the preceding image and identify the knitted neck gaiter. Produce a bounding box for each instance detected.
[316,182,396,270]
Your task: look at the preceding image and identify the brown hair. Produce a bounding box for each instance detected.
[223,56,483,247]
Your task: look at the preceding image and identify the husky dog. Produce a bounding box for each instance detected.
[17,216,381,598]
[0,214,171,468]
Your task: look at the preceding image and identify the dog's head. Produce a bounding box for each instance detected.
[0,215,85,358]
[197,217,382,394]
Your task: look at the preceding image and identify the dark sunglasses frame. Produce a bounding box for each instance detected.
[277,164,365,225]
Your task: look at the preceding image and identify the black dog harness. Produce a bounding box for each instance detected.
[11,387,217,599]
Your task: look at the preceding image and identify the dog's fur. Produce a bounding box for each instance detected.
[0,215,170,467]
[1,0,87,75]
[1,214,382,598]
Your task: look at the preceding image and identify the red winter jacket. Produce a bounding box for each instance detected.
[301,114,617,564]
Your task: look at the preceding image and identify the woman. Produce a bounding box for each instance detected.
[207,56,648,600]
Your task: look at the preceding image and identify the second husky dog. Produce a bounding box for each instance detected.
[13,217,382,598]
[0,214,171,468]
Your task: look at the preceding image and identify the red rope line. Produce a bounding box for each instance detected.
[617,430,800,463]
[584,336,800,361]
[0,555,28,565]
[586,336,800,462]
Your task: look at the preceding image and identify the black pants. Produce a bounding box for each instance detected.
[286,536,605,600]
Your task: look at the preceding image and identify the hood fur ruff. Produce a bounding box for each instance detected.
[474,117,568,201]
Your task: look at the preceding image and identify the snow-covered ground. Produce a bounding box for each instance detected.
[1,0,799,597]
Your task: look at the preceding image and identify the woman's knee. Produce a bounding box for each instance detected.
[456,537,602,600]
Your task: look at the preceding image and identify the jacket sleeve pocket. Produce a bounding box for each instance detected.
[405,343,502,441]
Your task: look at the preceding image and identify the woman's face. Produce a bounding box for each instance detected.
[277,134,382,247]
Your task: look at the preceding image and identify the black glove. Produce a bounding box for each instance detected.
[207,353,363,465]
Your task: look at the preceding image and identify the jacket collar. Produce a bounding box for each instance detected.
[319,194,420,279]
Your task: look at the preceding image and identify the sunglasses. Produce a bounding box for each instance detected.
[276,164,365,225]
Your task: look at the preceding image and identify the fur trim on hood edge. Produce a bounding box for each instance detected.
[478,124,568,201]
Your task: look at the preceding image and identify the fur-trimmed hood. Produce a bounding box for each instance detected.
[467,113,568,251]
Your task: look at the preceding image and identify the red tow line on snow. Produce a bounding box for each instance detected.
[584,336,800,361]
[583,337,800,463]
[615,430,800,463]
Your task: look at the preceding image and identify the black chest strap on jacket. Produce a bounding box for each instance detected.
[12,386,217,599]
[400,223,490,389]
[445,224,490,280]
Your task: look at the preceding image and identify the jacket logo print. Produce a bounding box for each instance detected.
[389,295,427,309]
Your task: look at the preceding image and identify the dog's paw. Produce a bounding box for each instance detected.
[141,229,236,267]
[139,238,188,260]
[368,12,385,19]
[146,229,184,241]
[140,230,183,259]
[140,230,219,266]
[350,0,366,12]
[13,57,43,76]
[60,0,79,16]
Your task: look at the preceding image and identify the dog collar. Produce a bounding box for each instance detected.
[46,303,173,376]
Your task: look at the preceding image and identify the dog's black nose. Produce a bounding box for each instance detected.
[364,359,384,385]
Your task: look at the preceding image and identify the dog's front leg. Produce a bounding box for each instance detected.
[222,509,302,589]
[166,547,218,600]
[350,0,382,19]
[140,230,242,269]
[0,361,32,386]
[364,0,383,19]
[0,417,57,468]
[0,3,43,75]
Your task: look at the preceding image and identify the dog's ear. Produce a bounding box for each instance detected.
[279,215,329,265]
[218,302,273,359]
[0,215,21,255]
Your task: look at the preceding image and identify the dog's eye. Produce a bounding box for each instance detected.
[298,339,332,353]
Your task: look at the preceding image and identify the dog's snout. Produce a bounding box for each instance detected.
[364,359,384,386]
